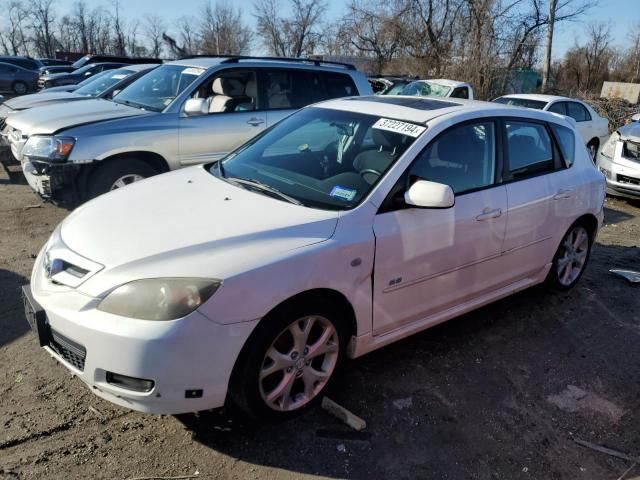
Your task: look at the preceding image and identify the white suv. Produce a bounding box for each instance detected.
[23,96,605,417]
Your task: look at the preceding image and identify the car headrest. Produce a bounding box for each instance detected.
[212,77,244,96]
[245,79,257,98]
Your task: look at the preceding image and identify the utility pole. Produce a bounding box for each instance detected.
[541,0,557,92]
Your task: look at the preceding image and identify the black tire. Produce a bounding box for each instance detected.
[87,158,158,199]
[587,140,599,163]
[229,297,349,420]
[12,81,27,95]
[545,221,594,291]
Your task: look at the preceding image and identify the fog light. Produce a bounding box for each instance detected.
[599,167,611,179]
[106,371,154,392]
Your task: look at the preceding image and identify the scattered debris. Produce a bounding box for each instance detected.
[610,269,640,284]
[574,438,640,464]
[23,204,42,210]
[547,385,625,422]
[336,443,346,453]
[88,405,104,419]
[321,397,367,431]
[126,474,200,480]
[392,397,413,410]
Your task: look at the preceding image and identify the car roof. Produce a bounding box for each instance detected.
[316,95,569,125]
[413,79,470,88]
[498,93,571,103]
[119,63,160,71]
[166,56,357,72]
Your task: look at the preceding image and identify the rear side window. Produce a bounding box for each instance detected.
[567,102,591,122]
[505,121,554,177]
[13,59,34,70]
[547,102,566,115]
[550,123,575,167]
[324,73,357,98]
[263,69,328,110]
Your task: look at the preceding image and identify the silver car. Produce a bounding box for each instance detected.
[597,122,640,198]
[5,56,371,202]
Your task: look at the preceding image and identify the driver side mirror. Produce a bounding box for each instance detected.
[184,98,208,116]
[404,180,454,208]
[631,113,640,122]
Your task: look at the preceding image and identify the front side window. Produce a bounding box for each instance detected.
[115,64,205,112]
[190,69,257,114]
[450,87,469,99]
[567,102,591,122]
[213,108,422,209]
[506,121,554,177]
[408,122,496,194]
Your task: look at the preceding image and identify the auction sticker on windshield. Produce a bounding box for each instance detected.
[330,185,357,201]
[373,118,426,138]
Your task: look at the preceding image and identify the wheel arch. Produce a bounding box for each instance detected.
[574,213,599,240]
[76,151,170,199]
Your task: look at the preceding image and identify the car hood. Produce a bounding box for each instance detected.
[60,167,339,295]
[42,72,75,81]
[5,98,146,136]
[618,122,640,141]
[4,91,84,111]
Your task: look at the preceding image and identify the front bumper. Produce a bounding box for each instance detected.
[597,152,640,198]
[26,249,258,414]
[21,159,81,200]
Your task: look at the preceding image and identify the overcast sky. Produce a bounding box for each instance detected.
[52,0,638,60]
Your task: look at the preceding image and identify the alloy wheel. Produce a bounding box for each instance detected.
[556,225,589,287]
[110,174,145,190]
[259,315,339,412]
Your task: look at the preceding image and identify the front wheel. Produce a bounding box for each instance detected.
[546,223,592,290]
[86,158,158,199]
[230,299,347,419]
[12,81,27,95]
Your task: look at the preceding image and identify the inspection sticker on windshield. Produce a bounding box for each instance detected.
[373,118,426,137]
[330,185,357,201]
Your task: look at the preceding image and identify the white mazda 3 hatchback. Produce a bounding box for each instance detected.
[23,96,606,417]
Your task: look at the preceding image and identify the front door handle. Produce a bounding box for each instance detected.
[553,189,573,200]
[247,117,264,126]
[475,207,502,221]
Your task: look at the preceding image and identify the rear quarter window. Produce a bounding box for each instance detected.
[550,123,575,167]
[324,73,357,98]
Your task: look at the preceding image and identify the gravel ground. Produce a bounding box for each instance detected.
[1,156,639,480]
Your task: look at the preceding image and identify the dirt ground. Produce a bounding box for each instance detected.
[1,156,639,480]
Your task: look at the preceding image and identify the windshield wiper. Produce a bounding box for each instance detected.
[227,177,303,206]
[115,98,154,111]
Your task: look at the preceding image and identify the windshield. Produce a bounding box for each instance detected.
[386,83,408,95]
[212,107,423,210]
[493,97,547,110]
[401,81,451,98]
[72,64,98,75]
[74,67,135,97]
[114,64,204,112]
[73,69,112,88]
[72,55,91,69]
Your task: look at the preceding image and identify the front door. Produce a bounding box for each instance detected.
[178,69,266,166]
[372,120,507,335]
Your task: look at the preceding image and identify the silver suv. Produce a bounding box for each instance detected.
[5,56,371,201]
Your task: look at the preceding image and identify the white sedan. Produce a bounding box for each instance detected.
[23,96,606,417]
[493,94,609,160]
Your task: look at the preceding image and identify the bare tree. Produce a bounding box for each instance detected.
[29,0,57,57]
[144,14,165,57]
[201,1,252,55]
[0,1,31,55]
[254,0,325,57]
[111,0,126,55]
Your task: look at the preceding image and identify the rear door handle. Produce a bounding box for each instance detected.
[247,117,264,126]
[553,189,573,200]
[475,207,502,221]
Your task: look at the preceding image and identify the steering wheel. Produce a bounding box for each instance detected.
[359,168,383,181]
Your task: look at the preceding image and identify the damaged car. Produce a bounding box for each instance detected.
[597,122,640,198]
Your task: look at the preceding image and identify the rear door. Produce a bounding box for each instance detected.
[178,68,265,166]
[0,65,14,91]
[566,101,593,143]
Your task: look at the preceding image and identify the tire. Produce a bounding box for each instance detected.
[229,297,348,420]
[587,140,598,163]
[86,158,158,199]
[12,81,27,95]
[545,221,593,291]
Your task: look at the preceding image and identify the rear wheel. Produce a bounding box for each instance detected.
[86,158,158,199]
[546,222,593,290]
[12,81,27,95]
[230,298,347,419]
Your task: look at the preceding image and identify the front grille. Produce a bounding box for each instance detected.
[623,141,640,162]
[49,329,86,371]
[618,174,640,186]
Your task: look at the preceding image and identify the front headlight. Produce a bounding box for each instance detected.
[97,278,221,320]
[22,135,75,161]
[600,132,620,158]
